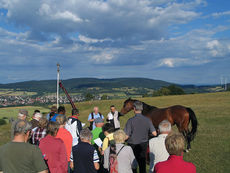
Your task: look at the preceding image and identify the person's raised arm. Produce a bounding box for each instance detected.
[118,112,124,117]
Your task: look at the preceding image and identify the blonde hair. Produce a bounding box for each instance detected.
[114,130,126,144]
[165,132,185,156]
[56,115,67,125]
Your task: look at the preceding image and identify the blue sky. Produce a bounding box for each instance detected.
[0,0,230,84]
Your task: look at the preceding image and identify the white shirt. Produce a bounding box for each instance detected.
[65,118,81,146]
[107,111,120,129]
[149,134,169,173]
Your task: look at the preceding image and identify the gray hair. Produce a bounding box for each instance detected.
[14,120,32,135]
[159,120,171,133]
[133,101,143,111]
[114,130,126,144]
[80,128,93,141]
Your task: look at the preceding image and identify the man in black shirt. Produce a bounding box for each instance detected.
[72,128,100,173]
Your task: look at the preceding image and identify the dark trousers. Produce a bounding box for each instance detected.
[129,142,148,173]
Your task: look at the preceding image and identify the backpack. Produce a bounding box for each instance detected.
[70,117,82,138]
[89,112,102,130]
[66,116,83,144]
[109,143,125,173]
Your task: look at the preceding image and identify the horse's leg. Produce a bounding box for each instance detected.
[176,121,191,152]
[184,130,191,152]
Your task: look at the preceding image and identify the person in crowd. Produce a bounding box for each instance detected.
[50,106,66,122]
[46,106,57,120]
[34,109,41,114]
[31,117,48,145]
[102,123,115,153]
[88,106,104,130]
[91,117,106,173]
[154,132,196,173]
[39,121,68,173]
[107,105,123,131]
[30,112,42,129]
[56,115,73,173]
[11,109,28,139]
[0,120,48,173]
[124,101,157,173]
[65,108,83,147]
[104,129,137,173]
[72,128,100,173]
[149,120,171,173]
[91,117,105,148]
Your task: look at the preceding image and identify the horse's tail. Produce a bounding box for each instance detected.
[186,107,198,141]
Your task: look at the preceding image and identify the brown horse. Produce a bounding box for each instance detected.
[120,98,198,151]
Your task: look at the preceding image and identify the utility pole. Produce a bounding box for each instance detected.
[57,63,60,109]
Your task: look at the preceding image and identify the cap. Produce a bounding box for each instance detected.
[18,109,28,117]
[34,113,42,119]
[94,117,104,124]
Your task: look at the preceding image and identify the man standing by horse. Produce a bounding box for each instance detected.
[124,101,157,173]
[106,105,123,131]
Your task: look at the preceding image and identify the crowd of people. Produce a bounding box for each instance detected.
[0,101,196,173]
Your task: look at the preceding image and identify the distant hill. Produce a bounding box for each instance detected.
[0,78,173,94]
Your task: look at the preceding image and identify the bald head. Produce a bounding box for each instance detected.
[93,107,99,114]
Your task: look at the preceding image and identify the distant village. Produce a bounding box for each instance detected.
[0,95,92,107]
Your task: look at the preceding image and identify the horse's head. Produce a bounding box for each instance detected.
[120,98,135,115]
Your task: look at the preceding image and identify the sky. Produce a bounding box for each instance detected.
[0,0,230,85]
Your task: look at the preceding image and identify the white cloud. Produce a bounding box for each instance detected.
[207,40,219,49]
[0,0,230,84]
[212,11,230,18]
[0,0,201,41]
[38,3,51,16]
[91,50,119,64]
[78,35,112,44]
[159,58,187,67]
[52,11,83,23]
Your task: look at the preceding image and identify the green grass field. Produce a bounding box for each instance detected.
[0,92,230,173]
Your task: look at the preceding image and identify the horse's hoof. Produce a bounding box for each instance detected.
[185,149,189,153]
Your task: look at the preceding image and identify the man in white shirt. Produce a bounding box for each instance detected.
[149,120,171,173]
[107,105,123,131]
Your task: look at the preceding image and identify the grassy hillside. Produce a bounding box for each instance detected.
[0,77,172,93]
[0,92,230,173]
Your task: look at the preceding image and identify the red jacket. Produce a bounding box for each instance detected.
[154,155,196,173]
[56,127,73,162]
[39,135,68,173]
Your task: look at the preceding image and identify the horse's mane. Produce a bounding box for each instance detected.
[124,98,157,114]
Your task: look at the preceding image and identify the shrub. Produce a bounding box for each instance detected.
[0,119,6,126]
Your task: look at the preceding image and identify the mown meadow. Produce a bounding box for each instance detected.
[0,92,230,173]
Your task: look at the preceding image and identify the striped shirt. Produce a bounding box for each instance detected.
[93,149,99,163]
